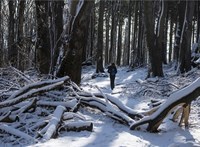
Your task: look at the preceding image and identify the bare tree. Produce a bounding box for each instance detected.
[56,0,93,84]
[8,0,16,67]
[144,1,164,78]
[178,1,195,73]
[96,0,105,73]
[35,1,51,74]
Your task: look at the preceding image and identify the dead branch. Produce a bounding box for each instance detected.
[0,111,18,123]
[7,76,69,100]
[10,66,35,84]
[37,99,78,111]
[0,80,67,108]
[0,123,35,142]
[12,98,37,115]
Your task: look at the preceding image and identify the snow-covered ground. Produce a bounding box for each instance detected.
[29,65,200,147]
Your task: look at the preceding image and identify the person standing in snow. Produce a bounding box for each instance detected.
[107,63,117,90]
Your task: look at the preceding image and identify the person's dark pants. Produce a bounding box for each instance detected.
[110,75,115,90]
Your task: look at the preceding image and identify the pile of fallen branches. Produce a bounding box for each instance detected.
[0,68,143,145]
[1,67,200,145]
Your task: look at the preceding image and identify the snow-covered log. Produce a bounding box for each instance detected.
[105,94,143,119]
[130,77,200,132]
[63,112,86,121]
[37,99,78,111]
[41,105,66,141]
[12,98,37,115]
[0,123,35,142]
[7,76,69,100]
[0,111,18,123]
[77,92,143,119]
[60,121,93,132]
[79,96,134,125]
[0,81,66,108]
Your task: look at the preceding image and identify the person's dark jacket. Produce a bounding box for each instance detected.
[108,64,117,76]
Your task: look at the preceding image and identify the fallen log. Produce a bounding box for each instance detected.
[77,91,143,119]
[60,121,93,132]
[63,112,86,121]
[80,96,135,125]
[0,81,66,108]
[40,105,66,141]
[12,98,37,115]
[130,77,200,132]
[37,99,78,111]
[0,111,19,123]
[0,123,35,142]
[7,76,69,100]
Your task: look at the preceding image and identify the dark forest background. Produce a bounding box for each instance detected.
[0,0,199,84]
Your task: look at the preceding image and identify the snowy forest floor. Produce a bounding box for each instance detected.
[0,65,200,147]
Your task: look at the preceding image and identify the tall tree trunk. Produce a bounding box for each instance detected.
[126,0,131,65]
[137,1,144,66]
[174,1,185,69]
[105,3,110,65]
[178,1,195,73]
[109,1,117,63]
[51,1,64,75]
[117,17,122,66]
[35,1,51,74]
[131,1,138,67]
[168,15,173,63]
[196,1,200,43]
[17,0,25,71]
[96,0,105,73]
[144,1,164,77]
[8,0,16,67]
[0,0,2,67]
[56,0,93,84]
[162,2,168,64]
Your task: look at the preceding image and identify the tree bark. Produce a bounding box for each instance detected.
[96,0,105,73]
[144,1,164,77]
[56,0,93,84]
[35,1,51,74]
[178,1,195,73]
[8,0,16,67]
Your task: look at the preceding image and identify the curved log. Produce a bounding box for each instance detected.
[130,77,200,132]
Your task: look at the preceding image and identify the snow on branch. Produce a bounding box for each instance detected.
[0,123,36,142]
[130,77,200,132]
[0,76,69,108]
[41,105,66,141]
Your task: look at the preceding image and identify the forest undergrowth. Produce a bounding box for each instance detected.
[0,65,200,146]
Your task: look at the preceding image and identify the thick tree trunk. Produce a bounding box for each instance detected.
[56,0,93,84]
[178,1,195,73]
[96,0,105,73]
[105,2,110,65]
[51,1,64,75]
[117,16,122,66]
[109,1,117,63]
[35,1,51,74]
[17,0,25,71]
[8,0,16,67]
[174,1,185,69]
[144,1,163,77]
[0,1,2,67]
[131,1,138,67]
